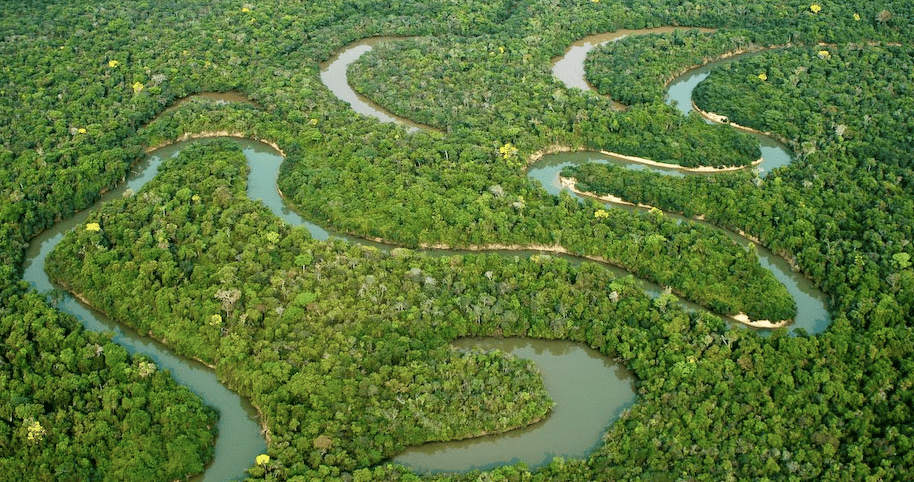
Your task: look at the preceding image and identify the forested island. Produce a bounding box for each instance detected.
[2,1,913,481]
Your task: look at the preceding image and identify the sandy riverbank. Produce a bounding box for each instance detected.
[525,144,759,173]
[690,101,792,146]
[144,131,286,157]
[557,176,794,327]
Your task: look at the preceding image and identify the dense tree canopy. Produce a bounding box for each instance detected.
[2,0,914,480]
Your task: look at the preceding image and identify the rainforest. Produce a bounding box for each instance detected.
[2,1,913,481]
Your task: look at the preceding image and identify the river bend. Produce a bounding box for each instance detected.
[21,27,832,480]
[322,34,829,333]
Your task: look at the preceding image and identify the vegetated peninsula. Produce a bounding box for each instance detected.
[2,1,913,481]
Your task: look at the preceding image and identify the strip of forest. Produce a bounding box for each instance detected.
[2,1,913,480]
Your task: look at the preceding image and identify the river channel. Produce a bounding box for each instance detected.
[552,29,793,177]
[317,31,830,471]
[321,34,829,333]
[22,141,267,482]
[21,28,831,480]
[24,131,642,478]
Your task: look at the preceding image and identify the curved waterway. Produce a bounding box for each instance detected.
[320,37,437,133]
[321,35,829,333]
[22,29,831,479]
[393,338,635,472]
[23,139,267,482]
[553,29,791,177]
[666,56,793,176]
[525,152,830,334]
[26,128,636,477]
[551,26,715,108]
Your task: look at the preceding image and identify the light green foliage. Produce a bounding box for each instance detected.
[4,0,914,481]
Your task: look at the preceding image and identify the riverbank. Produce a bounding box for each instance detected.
[526,144,760,173]
[557,175,794,328]
[691,101,792,146]
[47,280,272,474]
[144,131,286,157]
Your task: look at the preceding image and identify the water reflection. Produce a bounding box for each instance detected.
[393,338,636,473]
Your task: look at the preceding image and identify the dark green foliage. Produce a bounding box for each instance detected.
[347,37,760,167]
[0,291,217,481]
[46,141,560,474]
[586,29,770,104]
[3,0,914,480]
[694,43,914,164]
[277,131,788,319]
[580,42,914,328]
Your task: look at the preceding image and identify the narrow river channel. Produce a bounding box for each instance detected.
[21,28,833,480]
[320,34,829,333]
[552,29,793,177]
[23,141,267,482]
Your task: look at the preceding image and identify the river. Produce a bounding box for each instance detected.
[21,28,830,480]
[24,131,638,478]
[22,140,267,482]
[321,34,829,333]
[317,32,830,472]
[552,30,793,177]
[393,338,635,473]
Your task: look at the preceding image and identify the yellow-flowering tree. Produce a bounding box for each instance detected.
[498,142,518,160]
[498,142,523,168]
[26,420,45,443]
[138,360,156,378]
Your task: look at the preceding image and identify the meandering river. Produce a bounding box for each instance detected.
[552,29,793,177]
[551,27,715,109]
[24,133,638,479]
[315,31,830,471]
[321,34,829,333]
[394,338,635,473]
[23,140,266,482]
[22,27,832,480]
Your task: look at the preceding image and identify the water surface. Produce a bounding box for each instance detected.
[527,152,830,334]
[23,140,267,482]
[319,38,434,132]
[393,338,636,473]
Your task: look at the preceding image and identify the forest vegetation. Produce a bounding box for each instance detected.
[2,0,914,480]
